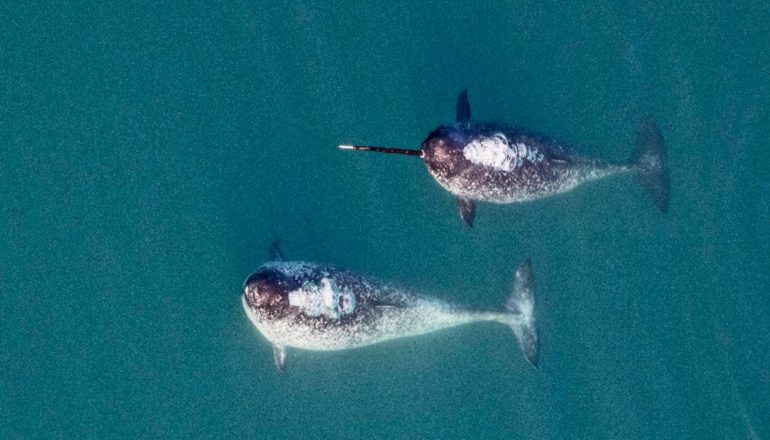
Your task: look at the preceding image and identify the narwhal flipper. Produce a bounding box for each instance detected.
[272,345,287,373]
[631,119,670,212]
[456,89,471,123]
[456,197,476,227]
[505,259,539,368]
[268,239,285,261]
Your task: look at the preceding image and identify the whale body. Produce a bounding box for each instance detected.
[341,90,670,226]
[241,247,538,372]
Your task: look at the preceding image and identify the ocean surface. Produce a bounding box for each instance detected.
[2,2,769,438]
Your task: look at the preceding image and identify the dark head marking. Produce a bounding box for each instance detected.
[243,267,298,311]
[421,125,469,179]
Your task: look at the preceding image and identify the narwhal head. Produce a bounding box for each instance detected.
[338,90,483,227]
[420,124,472,179]
[243,265,298,320]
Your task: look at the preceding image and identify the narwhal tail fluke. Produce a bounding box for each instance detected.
[504,259,539,368]
[630,119,670,212]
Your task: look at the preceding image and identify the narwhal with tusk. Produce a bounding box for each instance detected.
[340,90,670,227]
[242,240,539,372]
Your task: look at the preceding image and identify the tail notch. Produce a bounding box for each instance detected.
[505,259,539,368]
[631,119,670,212]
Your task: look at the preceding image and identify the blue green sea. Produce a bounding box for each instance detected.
[2,2,769,438]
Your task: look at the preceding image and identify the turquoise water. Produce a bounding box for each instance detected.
[2,2,769,438]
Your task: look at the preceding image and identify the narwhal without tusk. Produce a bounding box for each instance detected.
[242,240,539,372]
[340,90,670,227]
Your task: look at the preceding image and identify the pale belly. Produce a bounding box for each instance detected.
[434,163,627,204]
[435,172,582,204]
[242,296,498,351]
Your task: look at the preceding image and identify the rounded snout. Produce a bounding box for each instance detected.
[242,268,295,310]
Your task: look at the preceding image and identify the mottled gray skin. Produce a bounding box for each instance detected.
[340,90,668,225]
[421,122,629,204]
[242,260,537,370]
[243,261,505,351]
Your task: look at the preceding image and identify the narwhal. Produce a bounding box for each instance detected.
[242,240,538,372]
[340,90,669,226]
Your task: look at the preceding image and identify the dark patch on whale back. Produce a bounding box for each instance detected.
[321,271,407,313]
[243,267,298,316]
[421,125,471,179]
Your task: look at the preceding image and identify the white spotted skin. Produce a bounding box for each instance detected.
[242,262,511,352]
[433,159,629,204]
[422,123,632,204]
